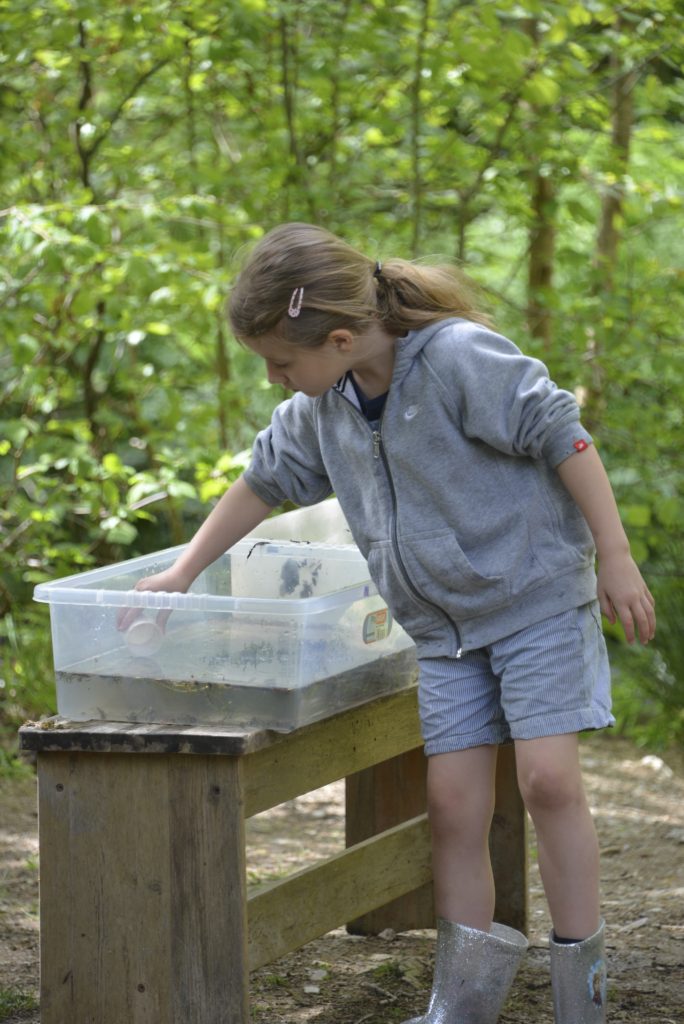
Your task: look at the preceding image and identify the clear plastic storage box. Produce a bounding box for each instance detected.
[34,501,416,731]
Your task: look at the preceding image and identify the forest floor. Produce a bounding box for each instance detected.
[1,733,683,1023]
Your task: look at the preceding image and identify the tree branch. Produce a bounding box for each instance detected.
[83,58,171,167]
[410,0,431,256]
[75,21,94,189]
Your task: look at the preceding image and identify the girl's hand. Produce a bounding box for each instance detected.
[596,550,656,645]
[116,566,191,634]
[114,476,273,638]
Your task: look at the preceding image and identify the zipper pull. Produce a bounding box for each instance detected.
[372,431,382,459]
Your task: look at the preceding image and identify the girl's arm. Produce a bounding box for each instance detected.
[162,475,274,589]
[117,475,274,631]
[556,445,656,644]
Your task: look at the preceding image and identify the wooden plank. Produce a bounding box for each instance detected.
[37,753,80,1024]
[243,687,423,817]
[20,718,260,757]
[345,748,434,934]
[346,745,528,936]
[38,752,174,1024]
[168,755,249,1023]
[247,813,432,970]
[491,744,529,933]
[20,653,418,758]
[37,752,250,1024]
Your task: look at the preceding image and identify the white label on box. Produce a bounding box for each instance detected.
[363,608,392,644]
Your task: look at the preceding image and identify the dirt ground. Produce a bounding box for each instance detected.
[1,733,683,1023]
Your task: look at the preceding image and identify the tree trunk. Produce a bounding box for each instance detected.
[410,0,431,256]
[527,172,555,351]
[327,0,354,204]
[595,62,637,285]
[279,12,315,219]
[585,44,637,429]
[523,17,555,352]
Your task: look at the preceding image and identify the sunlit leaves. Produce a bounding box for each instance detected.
[0,0,682,734]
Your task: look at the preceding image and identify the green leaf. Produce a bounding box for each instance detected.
[199,478,227,502]
[144,321,172,335]
[629,539,650,564]
[102,453,124,475]
[167,480,198,500]
[655,498,681,528]
[548,20,568,45]
[622,505,652,528]
[522,75,561,107]
[103,519,138,545]
[568,4,593,27]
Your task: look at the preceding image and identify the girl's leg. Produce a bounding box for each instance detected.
[426,744,499,930]
[514,732,600,939]
[401,745,528,1024]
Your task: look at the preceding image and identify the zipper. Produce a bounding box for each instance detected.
[376,429,463,658]
[340,388,463,657]
[372,430,382,460]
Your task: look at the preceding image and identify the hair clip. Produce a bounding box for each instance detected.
[288,287,304,318]
[373,261,383,279]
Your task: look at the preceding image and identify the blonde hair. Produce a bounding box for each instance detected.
[228,222,492,347]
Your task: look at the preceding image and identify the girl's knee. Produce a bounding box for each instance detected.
[515,735,587,816]
[517,761,585,815]
[426,775,494,838]
[425,746,498,838]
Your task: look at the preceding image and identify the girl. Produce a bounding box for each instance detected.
[123,223,655,1023]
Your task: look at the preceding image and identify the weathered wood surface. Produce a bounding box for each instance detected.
[247,814,432,970]
[29,681,528,1023]
[491,743,529,933]
[38,752,249,1024]
[21,717,263,756]
[346,748,434,933]
[19,681,421,759]
[242,686,423,816]
[345,744,529,935]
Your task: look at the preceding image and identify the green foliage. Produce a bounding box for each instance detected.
[371,959,404,983]
[0,745,34,780]
[1,0,682,749]
[610,646,684,752]
[609,560,684,750]
[0,986,38,1019]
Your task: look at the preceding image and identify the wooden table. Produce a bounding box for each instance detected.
[20,685,527,1024]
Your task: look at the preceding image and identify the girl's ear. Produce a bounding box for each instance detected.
[326,328,355,353]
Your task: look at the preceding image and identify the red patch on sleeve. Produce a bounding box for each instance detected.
[573,439,589,452]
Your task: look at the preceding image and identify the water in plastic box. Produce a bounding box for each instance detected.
[54,542,416,730]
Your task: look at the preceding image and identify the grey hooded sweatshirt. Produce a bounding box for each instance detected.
[244,318,598,658]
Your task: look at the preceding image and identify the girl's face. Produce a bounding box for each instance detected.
[244,333,354,397]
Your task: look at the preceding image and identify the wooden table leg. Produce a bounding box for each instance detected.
[491,744,528,933]
[347,743,528,936]
[37,751,249,1024]
[345,746,435,933]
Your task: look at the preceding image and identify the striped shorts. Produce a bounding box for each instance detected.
[418,601,615,756]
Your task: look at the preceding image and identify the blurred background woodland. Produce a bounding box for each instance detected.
[1,0,683,768]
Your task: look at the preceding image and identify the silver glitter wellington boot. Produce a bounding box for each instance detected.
[549,919,607,1023]
[402,918,528,1024]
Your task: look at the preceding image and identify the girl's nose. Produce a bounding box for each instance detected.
[266,362,284,384]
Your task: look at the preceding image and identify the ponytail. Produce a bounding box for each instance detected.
[228,223,492,348]
[373,258,493,334]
